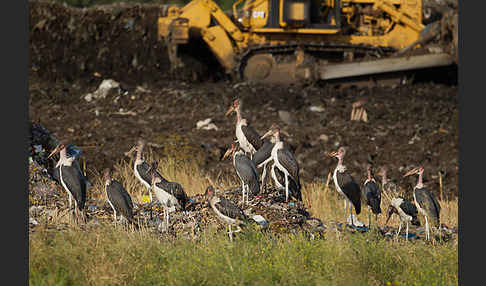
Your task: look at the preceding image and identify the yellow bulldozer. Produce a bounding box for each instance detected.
[158,0,458,83]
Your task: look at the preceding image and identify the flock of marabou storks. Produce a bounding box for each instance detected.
[46,99,442,241]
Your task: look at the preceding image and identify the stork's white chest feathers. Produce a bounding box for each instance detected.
[391,197,412,222]
[271,142,288,175]
[333,165,346,197]
[236,121,256,154]
[413,190,426,216]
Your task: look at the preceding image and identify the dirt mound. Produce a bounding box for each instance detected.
[29,0,171,85]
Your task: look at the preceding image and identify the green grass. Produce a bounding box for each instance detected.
[30,225,458,286]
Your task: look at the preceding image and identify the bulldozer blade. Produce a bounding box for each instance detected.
[317,53,455,80]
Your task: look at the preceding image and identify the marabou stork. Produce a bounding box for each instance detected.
[226,99,263,158]
[363,164,382,228]
[403,166,441,241]
[125,138,156,219]
[377,167,401,197]
[103,168,138,228]
[222,143,260,205]
[47,142,87,223]
[149,162,188,230]
[204,185,248,241]
[385,197,420,241]
[261,124,302,202]
[327,147,361,226]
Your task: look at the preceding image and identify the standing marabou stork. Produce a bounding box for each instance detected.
[363,164,382,228]
[403,166,441,241]
[150,162,188,230]
[261,124,301,202]
[226,99,263,158]
[204,185,248,241]
[222,143,260,205]
[385,197,420,241]
[103,168,139,229]
[125,138,156,219]
[327,147,361,226]
[377,167,401,197]
[47,142,87,223]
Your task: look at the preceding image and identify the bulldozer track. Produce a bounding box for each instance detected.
[236,43,396,80]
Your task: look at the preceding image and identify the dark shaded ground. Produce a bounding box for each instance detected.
[28,0,459,200]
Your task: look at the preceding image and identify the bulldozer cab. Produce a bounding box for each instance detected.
[237,0,340,30]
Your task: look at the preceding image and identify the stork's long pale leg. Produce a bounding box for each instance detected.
[396,221,402,241]
[368,207,371,229]
[261,164,267,192]
[228,225,233,242]
[285,173,289,202]
[406,222,409,241]
[425,215,429,241]
[349,202,354,227]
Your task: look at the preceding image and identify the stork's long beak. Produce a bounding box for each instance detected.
[261,129,273,140]
[47,145,60,159]
[225,106,234,116]
[221,148,232,161]
[326,151,338,158]
[124,145,136,157]
[403,167,420,177]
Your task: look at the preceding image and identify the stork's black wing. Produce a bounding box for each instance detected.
[167,182,188,210]
[364,181,381,214]
[136,161,153,185]
[399,198,420,226]
[276,148,301,188]
[60,164,87,210]
[252,139,274,166]
[107,180,134,219]
[275,167,302,201]
[415,187,440,225]
[215,196,248,221]
[235,154,260,196]
[336,171,361,214]
[241,123,263,150]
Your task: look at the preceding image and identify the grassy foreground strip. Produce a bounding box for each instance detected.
[30,225,457,286]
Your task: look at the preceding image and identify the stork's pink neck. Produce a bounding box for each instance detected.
[416,171,424,188]
[235,107,242,123]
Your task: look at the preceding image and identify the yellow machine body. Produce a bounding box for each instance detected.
[158,0,457,82]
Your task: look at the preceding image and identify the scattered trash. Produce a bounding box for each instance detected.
[84,79,120,102]
[29,217,39,226]
[196,118,219,131]
[309,105,325,113]
[252,214,268,228]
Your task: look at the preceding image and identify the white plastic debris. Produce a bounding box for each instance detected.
[29,217,39,226]
[309,105,325,112]
[346,214,364,227]
[196,118,219,131]
[84,79,120,102]
[252,215,268,228]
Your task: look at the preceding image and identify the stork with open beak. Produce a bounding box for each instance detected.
[222,143,260,206]
[261,124,301,202]
[327,147,361,227]
[204,185,248,242]
[363,164,382,228]
[403,166,441,241]
[226,99,263,158]
[47,142,87,224]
